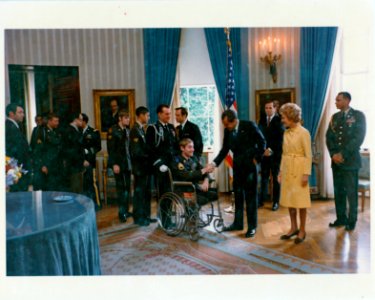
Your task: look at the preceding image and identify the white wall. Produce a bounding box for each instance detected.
[5,29,147,124]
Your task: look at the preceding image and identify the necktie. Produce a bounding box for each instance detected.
[267,116,270,127]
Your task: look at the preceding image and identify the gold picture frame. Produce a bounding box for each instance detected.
[93,89,135,139]
[255,88,296,122]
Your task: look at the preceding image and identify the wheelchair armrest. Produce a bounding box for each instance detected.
[172,181,196,193]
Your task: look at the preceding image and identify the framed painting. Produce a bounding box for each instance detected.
[93,89,135,139]
[255,88,296,122]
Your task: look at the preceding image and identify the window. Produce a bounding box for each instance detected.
[179,85,216,149]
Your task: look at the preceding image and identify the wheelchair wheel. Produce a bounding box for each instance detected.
[213,218,224,233]
[157,192,187,236]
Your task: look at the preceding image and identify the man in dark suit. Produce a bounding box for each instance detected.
[107,110,132,223]
[210,110,266,238]
[39,113,63,191]
[62,112,87,193]
[130,106,156,226]
[5,103,32,191]
[82,113,102,210]
[175,107,204,159]
[326,92,366,231]
[258,99,284,211]
[146,104,177,197]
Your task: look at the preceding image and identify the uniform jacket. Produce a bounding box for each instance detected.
[326,107,366,170]
[172,154,207,191]
[41,126,63,173]
[214,120,266,175]
[258,114,284,163]
[176,120,204,158]
[129,122,149,176]
[146,121,177,168]
[82,126,101,167]
[107,124,131,172]
[62,124,85,174]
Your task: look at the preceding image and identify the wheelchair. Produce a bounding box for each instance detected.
[157,170,224,241]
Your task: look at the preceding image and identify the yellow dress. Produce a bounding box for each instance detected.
[279,124,312,208]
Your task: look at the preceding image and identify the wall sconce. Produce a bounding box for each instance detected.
[259,37,282,83]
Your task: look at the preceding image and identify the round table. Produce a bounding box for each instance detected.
[6,191,101,276]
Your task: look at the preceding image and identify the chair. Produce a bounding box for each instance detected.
[358,151,370,212]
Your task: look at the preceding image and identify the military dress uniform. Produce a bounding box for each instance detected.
[172,155,218,206]
[130,122,152,225]
[62,124,85,193]
[82,126,102,209]
[146,121,178,197]
[326,107,366,230]
[41,126,63,191]
[107,124,132,222]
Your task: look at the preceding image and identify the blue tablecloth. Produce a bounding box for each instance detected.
[6,191,101,276]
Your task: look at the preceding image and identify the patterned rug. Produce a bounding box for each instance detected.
[98,223,340,275]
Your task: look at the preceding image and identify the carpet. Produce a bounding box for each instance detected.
[98,223,340,275]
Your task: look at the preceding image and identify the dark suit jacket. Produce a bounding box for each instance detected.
[214,120,266,177]
[6,119,31,171]
[130,122,150,176]
[176,120,203,158]
[258,114,284,163]
[326,107,366,170]
[146,121,177,168]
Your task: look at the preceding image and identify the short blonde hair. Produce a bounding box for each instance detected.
[179,138,193,148]
[279,103,302,123]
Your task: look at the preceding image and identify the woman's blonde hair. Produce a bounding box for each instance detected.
[279,103,302,123]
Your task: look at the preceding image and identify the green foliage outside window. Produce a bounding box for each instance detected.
[180,86,216,148]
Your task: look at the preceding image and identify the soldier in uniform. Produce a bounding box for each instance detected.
[146,104,178,197]
[172,138,217,206]
[82,113,102,210]
[175,107,204,159]
[326,92,366,231]
[62,112,87,193]
[130,106,156,226]
[30,114,47,190]
[107,110,132,223]
[40,113,63,191]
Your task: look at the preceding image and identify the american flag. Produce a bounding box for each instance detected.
[224,28,237,180]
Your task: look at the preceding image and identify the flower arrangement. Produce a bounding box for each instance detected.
[5,156,28,188]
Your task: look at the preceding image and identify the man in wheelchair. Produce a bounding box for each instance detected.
[171,138,217,206]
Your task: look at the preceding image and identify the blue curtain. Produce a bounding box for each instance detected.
[300,27,338,139]
[143,28,181,122]
[300,27,337,187]
[204,28,249,120]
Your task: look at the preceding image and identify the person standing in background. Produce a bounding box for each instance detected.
[62,112,87,193]
[258,100,284,211]
[107,110,132,223]
[82,113,102,210]
[175,107,204,160]
[326,92,366,231]
[130,106,157,226]
[5,103,31,191]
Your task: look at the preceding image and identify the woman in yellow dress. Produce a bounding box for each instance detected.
[278,103,312,244]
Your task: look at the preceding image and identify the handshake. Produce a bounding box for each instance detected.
[201,163,216,175]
